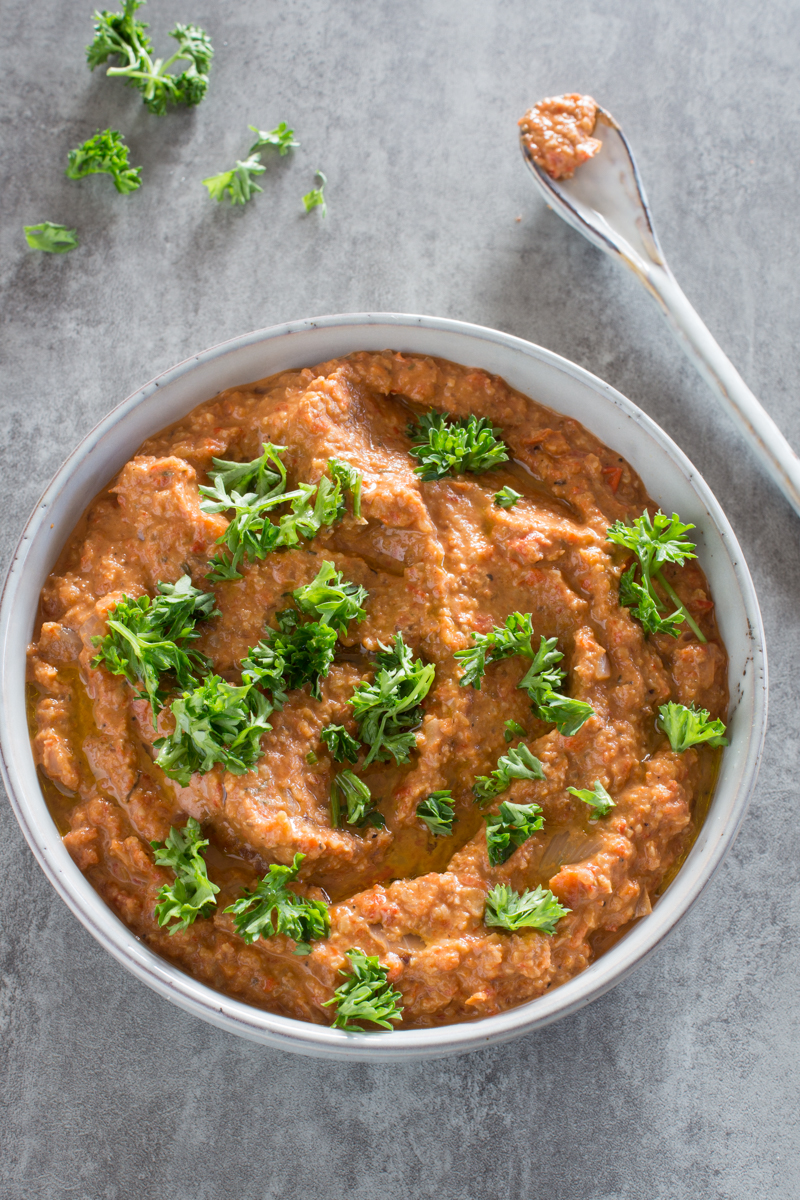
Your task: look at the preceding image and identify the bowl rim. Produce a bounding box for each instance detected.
[0,311,768,1060]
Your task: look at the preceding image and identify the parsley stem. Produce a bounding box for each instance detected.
[653,570,706,643]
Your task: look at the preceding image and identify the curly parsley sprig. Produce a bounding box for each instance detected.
[248,122,299,156]
[330,770,383,828]
[484,883,569,934]
[416,791,456,837]
[151,818,219,933]
[607,509,706,642]
[293,561,368,632]
[657,702,728,752]
[349,634,435,766]
[23,223,79,253]
[409,411,509,480]
[485,800,544,865]
[224,852,329,950]
[567,779,615,818]
[321,724,360,763]
[244,612,337,701]
[154,675,273,785]
[87,0,213,114]
[473,744,545,805]
[203,154,266,205]
[323,949,404,1031]
[66,129,142,193]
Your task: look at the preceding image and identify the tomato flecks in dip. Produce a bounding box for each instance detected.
[28,352,727,1029]
[519,93,602,180]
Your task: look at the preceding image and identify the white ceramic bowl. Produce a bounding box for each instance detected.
[0,313,767,1060]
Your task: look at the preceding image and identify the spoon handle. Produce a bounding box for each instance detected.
[647,265,800,516]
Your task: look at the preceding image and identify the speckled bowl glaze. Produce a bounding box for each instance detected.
[0,314,767,1060]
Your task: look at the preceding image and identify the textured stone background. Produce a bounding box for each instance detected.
[2,1,799,1196]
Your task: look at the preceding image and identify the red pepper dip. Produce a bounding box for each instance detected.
[519,93,602,180]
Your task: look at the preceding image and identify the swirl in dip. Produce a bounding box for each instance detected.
[28,352,727,1029]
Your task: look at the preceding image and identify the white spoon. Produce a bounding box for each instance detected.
[520,106,800,517]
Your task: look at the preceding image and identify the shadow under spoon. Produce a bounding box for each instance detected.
[520,107,800,518]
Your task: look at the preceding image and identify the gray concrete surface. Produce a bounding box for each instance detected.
[2,1,799,1196]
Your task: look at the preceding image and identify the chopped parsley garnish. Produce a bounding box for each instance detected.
[330,770,380,828]
[151,817,219,933]
[293,561,368,632]
[657,702,728,752]
[87,0,213,114]
[24,222,79,253]
[494,485,522,508]
[567,779,615,817]
[91,575,217,723]
[200,445,349,581]
[303,170,327,215]
[323,948,404,1031]
[473,744,545,805]
[66,128,142,193]
[408,411,509,480]
[245,612,337,701]
[327,458,363,518]
[416,791,456,837]
[203,154,266,205]
[248,122,299,156]
[224,852,329,948]
[154,675,273,785]
[607,509,706,642]
[504,719,526,743]
[349,634,435,766]
[457,615,594,736]
[320,724,360,763]
[484,883,570,934]
[484,800,544,865]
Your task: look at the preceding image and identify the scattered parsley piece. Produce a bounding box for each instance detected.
[66,128,142,194]
[607,509,706,642]
[456,612,538,689]
[87,0,213,115]
[203,154,266,205]
[494,485,522,508]
[154,675,273,786]
[504,719,526,743]
[323,948,404,1031]
[151,817,219,933]
[485,800,544,865]
[224,852,329,946]
[321,724,360,763]
[293,561,368,632]
[303,171,327,216]
[484,883,569,935]
[23,222,79,253]
[408,411,509,481]
[306,750,318,765]
[330,770,376,828]
[416,791,456,837]
[248,122,299,156]
[473,743,545,805]
[567,779,616,817]
[349,634,435,766]
[91,575,217,723]
[328,458,363,518]
[657,702,728,753]
[245,612,337,701]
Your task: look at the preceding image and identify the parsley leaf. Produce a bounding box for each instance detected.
[151,817,219,933]
[66,128,142,194]
[87,1,213,114]
[456,612,539,689]
[293,561,368,632]
[473,743,545,805]
[203,154,266,205]
[91,575,217,723]
[607,509,706,642]
[154,675,273,786]
[224,851,329,946]
[416,791,456,837]
[567,779,615,817]
[349,634,435,766]
[484,883,569,934]
[248,122,299,156]
[494,485,522,508]
[504,719,526,743]
[485,800,544,865]
[24,222,79,253]
[245,612,337,701]
[657,702,728,752]
[330,769,376,827]
[321,724,360,763]
[303,171,327,215]
[327,458,363,518]
[409,411,509,481]
[323,948,404,1031]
